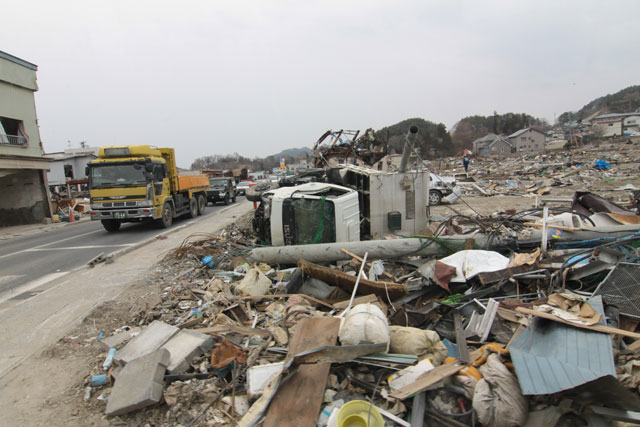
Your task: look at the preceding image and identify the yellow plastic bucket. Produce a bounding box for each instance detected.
[336,400,384,427]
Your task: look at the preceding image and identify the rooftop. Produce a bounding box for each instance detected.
[507,127,546,138]
[0,50,37,71]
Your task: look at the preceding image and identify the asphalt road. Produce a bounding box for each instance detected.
[0,201,237,301]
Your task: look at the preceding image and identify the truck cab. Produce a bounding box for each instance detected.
[253,182,360,246]
[87,145,209,232]
[206,177,236,205]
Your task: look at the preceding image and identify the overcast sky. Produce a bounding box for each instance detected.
[2,1,639,167]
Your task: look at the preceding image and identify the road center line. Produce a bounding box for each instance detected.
[24,244,136,251]
[0,228,103,260]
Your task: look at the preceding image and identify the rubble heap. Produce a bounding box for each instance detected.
[75,141,640,425]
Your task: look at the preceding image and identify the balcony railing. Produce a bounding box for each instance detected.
[0,134,27,146]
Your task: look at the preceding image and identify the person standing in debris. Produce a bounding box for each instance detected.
[463,155,470,173]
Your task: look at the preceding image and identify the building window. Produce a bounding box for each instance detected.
[0,116,28,146]
[64,165,74,180]
[609,123,614,127]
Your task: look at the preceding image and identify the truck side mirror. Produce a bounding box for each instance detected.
[85,166,90,176]
[145,163,154,173]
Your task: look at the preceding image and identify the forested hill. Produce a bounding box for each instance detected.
[559,85,640,123]
[376,118,454,156]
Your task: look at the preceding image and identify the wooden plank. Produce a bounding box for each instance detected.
[515,307,640,339]
[192,325,272,337]
[299,259,408,299]
[627,339,640,352]
[263,317,340,427]
[476,263,539,286]
[235,293,335,309]
[340,248,398,281]
[389,349,482,400]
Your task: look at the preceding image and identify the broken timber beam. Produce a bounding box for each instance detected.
[299,259,408,299]
[515,307,640,339]
[389,349,482,400]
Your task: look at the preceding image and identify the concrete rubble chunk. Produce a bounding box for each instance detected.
[100,327,141,350]
[114,320,179,366]
[161,329,215,374]
[105,348,170,416]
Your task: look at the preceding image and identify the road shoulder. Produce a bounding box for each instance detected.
[0,201,253,426]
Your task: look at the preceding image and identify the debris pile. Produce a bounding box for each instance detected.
[432,143,640,204]
[79,187,640,425]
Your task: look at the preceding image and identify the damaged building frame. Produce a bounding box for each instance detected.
[0,50,53,226]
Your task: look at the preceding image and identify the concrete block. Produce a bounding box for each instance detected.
[105,348,169,416]
[246,362,284,398]
[161,329,215,374]
[114,321,179,366]
[100,327,141,350]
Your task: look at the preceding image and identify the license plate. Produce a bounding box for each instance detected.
[113,211,126,219]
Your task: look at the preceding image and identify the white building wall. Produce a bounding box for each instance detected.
[594,120,623,138]
[623,115,640,135]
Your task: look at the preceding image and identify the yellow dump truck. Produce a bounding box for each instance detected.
[87,145,209,232]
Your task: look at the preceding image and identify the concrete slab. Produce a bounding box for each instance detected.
[100,327,141,350]
[246,362,284,398]
[105,348,169,416]
[114,321,179,366]
[161,329,215,374]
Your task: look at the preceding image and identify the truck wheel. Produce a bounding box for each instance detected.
[429,190,443,206]
[224,194,230,205]
[197,195,206,215]
[188,197,198,218]
[156,202,173,228]
[101,219,121,232]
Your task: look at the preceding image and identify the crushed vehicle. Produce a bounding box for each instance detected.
[429,172,458,205]
[206,177,237,205]
[253,182,360,246]
[254,165,430,244]
[87,145,209,232]
[312,128,389,168]
[278,168,326,187]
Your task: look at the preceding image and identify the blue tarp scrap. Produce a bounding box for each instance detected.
[593,160,611,170]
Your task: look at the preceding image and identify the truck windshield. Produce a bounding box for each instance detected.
[89,163,148,188]
[283,198,336,245]
[210,179,228,186]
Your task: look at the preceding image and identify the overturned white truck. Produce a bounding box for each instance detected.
[253,165,431,246]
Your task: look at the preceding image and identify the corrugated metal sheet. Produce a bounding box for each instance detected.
[510,295,616,395]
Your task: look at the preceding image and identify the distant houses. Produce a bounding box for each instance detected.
[472,128,547,155]
[471,133,514,155]
[507,127,546,152]
[591,112,640,138]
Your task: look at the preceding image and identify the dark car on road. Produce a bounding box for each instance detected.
[206,177,236,205]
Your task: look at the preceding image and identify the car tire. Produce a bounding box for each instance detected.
[197,195,206,215]
[232,193,237,203]
[156,202,173,228]
[429,190,443,206]
[224,194,230,205]
[101,219,121,232]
